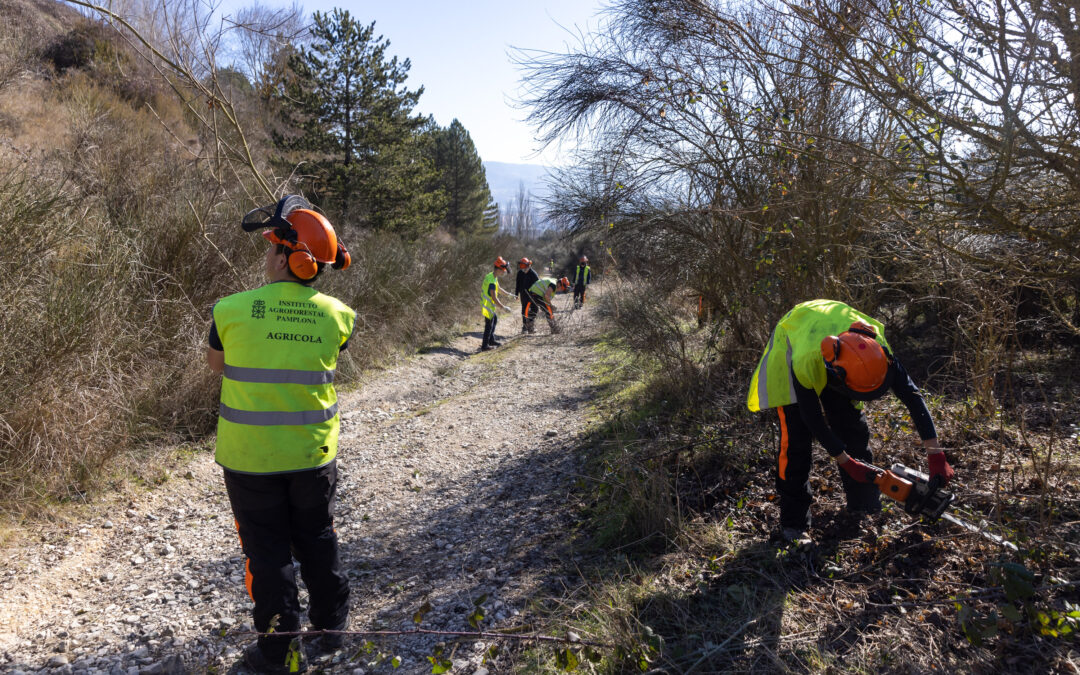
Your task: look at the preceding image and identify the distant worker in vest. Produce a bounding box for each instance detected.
[746,299,955,547]
[573,255,591,309]
[206,195,354,673]
[481,257,512,351]
[525,276,570,334]
[514,257,539,333]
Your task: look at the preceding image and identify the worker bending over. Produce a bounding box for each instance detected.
[207,196,354,672]
[525,276,570,334]
[573,255,591,309]
[746,299,955,546]
[481,257,512,351]
[515,258,539,333]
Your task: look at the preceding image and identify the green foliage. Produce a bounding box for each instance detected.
[427,643,452,674]
[467,594,488,629]
[425,118,494,234]
[273,8,445,236]
[286,639,302,672]
[955,560,1078,646]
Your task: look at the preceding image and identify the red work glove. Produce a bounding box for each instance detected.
[838,456,879,483]
[927,451,955,486]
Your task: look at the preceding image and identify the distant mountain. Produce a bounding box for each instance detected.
[483,161,552,209]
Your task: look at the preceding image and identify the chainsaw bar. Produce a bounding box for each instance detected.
[940,510,1019,552]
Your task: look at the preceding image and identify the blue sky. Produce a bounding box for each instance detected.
[231,0,608,166]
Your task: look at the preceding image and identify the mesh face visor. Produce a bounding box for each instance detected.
[241,195,313,233]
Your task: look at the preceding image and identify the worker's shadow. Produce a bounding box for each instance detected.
[416,344,474,358]
[649,532,885,672]
[646,538,813,672]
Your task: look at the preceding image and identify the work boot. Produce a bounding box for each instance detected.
[490,338,503,347]
[306,630,345,656]
[242,643,307,674]
[480,344,493,352]
[781,528,813,548]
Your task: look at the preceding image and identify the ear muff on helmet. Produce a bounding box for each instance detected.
[333,242,351,270]
[288,247,318,280]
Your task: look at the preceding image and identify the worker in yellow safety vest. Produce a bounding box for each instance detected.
[481,257,512,351]
[525,276,570,334]
[573,255,591,308]
[746,300,955,546]
[206,195,354,672]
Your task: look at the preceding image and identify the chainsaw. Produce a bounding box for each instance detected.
[871,463,1018,551]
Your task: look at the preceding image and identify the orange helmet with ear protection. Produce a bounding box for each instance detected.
[494,256,509,270]
[556,277,571,292]
[244,195,350,280]
[821,321,892,398]
[519,257,532,269]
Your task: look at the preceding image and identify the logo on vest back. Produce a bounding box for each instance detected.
[251,299,266,319]
[266,332,323,343]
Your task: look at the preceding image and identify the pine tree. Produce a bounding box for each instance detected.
[426,119,493,235]
[273,9,445,237]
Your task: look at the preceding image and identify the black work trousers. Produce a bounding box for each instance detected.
[519,295,530,329]
[483,315,499,347]
[224,462,349,661]
[524,293,554,332]
[573,283,587,307]
[776,392,880,531]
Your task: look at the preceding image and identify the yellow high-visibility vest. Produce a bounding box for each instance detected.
[529,277,556,297]
[213,282,355,474]
[574,265,590,285]
[746,299,890,412]
[481,272,500,319]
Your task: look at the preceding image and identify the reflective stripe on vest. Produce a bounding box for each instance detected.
[746,299,889,412]
[481,272,499,319]
[219,402,340,426]
[224,364,336,385]
[213,282,355,474]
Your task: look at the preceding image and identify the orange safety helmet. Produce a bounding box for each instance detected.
[494,256,509,270]
[556,276,571,292]
[244,195,351,280]
[579,255,588,264]
[820,321,893,400]
[519,257,533,270]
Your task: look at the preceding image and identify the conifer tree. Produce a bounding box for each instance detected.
[426,119,494,234]
[273,9,445,236]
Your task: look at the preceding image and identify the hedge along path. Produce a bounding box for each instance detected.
[0,291,604,674]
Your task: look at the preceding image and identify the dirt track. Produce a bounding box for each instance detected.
[0,293,602,674]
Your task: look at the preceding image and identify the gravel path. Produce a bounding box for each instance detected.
[0,295,602,674]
